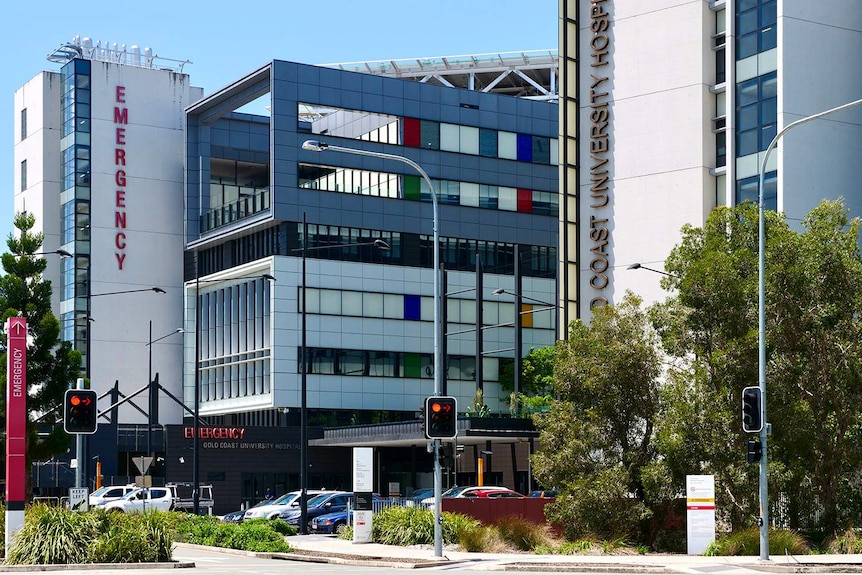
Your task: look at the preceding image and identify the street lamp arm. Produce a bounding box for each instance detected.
[291,239,390,253]
[627,262,678,278]
[146,328,183,347]
[756,95,862,561]
[28,249,73,259]
[90,287,166,298]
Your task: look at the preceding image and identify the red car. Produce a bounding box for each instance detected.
[462,488,525,498]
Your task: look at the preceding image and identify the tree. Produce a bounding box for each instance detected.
[0,212,82,492]
[653,199,862,535]
[531,292,662,539]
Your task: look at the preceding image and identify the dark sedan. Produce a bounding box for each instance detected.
[277,491,353,527]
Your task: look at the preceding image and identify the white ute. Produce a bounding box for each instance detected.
[103,483,214,514]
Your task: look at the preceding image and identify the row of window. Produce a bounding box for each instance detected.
[194,222,557,280]
[301,287,555,331]
[63,145,91,191]
[197,277,273,361]
[61,59,92,138]
[403,118,556,165]
[199,356,271,403]
[735,171,777,210]
[736,0,776,61]
[300,347,511,382]
[300,103,558,165]
[298,164,558,216]
[736,72,777,158]
[59,58,92,366]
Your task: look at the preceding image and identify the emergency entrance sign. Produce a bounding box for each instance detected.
[686,475,715,554]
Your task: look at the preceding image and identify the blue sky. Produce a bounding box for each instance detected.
[2,0,557,248]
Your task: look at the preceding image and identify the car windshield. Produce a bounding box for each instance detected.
[272,493,298,505]
[441,486,467,497]
[90,486,110,497]
[307,493,345,507]
[120,490,142,500]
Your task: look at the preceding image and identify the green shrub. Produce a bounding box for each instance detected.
[491,516,556,551]
[338,506,478,547]
[459,524,509,552]
[826,529,862,554]
[543,469,651,541]
[175,514,291,553]
[372,506,435,545]
[5,505,173,565]
[89,512,172,563]
[704,528,810,556]
[6,504,101,564]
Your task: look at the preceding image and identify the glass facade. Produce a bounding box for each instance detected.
[59,58,92,370]
[734,0,778,210]
[736,0,777,60]
[199,276,273,402]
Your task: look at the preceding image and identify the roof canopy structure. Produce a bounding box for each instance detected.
[321,50,558,101]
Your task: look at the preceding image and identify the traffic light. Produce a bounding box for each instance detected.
[741,386,762,433]
[746,439,762,463]
[424,396,457,439]
[64,389,98,434]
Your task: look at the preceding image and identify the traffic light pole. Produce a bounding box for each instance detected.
[74,378,84,488]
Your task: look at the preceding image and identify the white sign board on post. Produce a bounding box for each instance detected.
[352,447,374,544]
[686,474,716,555]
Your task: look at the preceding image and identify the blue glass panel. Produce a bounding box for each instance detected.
[403,294,420,320]
[516,134,532,162]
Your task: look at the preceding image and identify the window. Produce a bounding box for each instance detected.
[20,160,27,191]
[20,108,27,140]
[735,72,776,157]
[736,171,777,210]
[736,0,776,60]
[714,37,726,84]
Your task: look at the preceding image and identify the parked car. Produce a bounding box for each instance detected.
[276,491,354,527]
[309,509,352,534]
[103,483,214,514]
[103,487,174,513]
[222,508,247,523]
[308,493,385,533]
[529,489,558,498]
[88,484,137,508]
[244,490,329,521]
[409,487,434,502]
[463,488,525,498]
[420,485,511,507]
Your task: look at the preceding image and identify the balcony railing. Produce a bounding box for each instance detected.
[200,187,270,233]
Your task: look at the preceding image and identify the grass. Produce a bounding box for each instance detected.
[704,527,810,556]
[5,505,173,564]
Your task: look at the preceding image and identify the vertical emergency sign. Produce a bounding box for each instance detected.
[5,317,27,549]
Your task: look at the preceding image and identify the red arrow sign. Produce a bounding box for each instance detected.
[8,317,26,338]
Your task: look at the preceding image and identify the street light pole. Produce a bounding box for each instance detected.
[301,139,443,556]
[146,323,183,475]
[755,95,862,561]
[300,214,308,533]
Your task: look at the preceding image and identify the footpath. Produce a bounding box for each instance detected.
[275,535,862,572]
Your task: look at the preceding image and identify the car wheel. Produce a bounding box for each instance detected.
[334,521,347,535]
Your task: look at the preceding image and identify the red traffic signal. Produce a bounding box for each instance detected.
[424,396,457,439]
[64,389,98,434]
